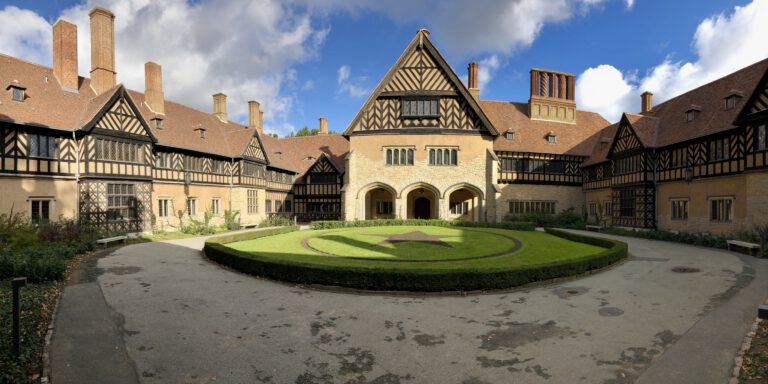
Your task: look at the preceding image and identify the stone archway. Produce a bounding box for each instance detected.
[404,185,439,219]
[358,183,397,220]
[443,183,484,222]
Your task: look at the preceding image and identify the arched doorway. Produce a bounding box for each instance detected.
[404,185,439,219]
[364,186,396,220]
[413,197,431,219]
[448,188,478,221]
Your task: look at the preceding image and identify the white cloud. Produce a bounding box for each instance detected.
[0,0,328,137]
[625,0,635,9]
[477,55,501,94]
[336,64,370,98]
[577,0,768,123]
[0,6,51,65]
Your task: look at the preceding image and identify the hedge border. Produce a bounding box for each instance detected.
[310,219,536,231]
[203,226,627,292]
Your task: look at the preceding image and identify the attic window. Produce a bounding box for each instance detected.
[547,134,557,144]
[194,126,206,139]
[686,110,696,122]
[10,86,25,102]
[505,131,515,141]
[153,118,163,130]
[725,95,739,110]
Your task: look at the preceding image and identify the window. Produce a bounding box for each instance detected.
[686,110,696,122]
[501,158,525,172]
[508,200,556,215]
[11,87,24,102]
[186,198,197,216]
[243,162,265,178]
[185,156,204,172]
[671,199,688,220]
[385,148,414,166]
[265,199,272,213]
[603,201,612,217]
[211,198,220,215]
[308,203,340,213]
[247,189,258,214]
[756,125,766,151]
[709,197,733,222]
[671,147,688,167]
[96,139,142,163]
[505,132,514,141]
[158,199,170,218]
[29,134,57,158]
[709,137,729,162]
[376,201,393,215]
[107,184,136,221]
[547,134,557,144]
[725,96,737,110]
[619,189,635,218]
[284,200,292,213]
[588,202,597,217]
[501,158,565,174]
[155,152,171,169]
[30,199,51,222]
[450,201,469,215]
[402,98,439,118]
[311,173,336,184]
[153,118,163,130]
[428,148,458,166]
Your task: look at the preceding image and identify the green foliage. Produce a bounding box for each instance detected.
[224,209,240,231]
[310,219,536,231]
[0,212,38,251]
[205,226,299,245]
[603,227,729,249]
[259,217,294,227]
[0,282,60,384]
[503,207,586,229]
[287,126,318,137]
[204,225,626,292]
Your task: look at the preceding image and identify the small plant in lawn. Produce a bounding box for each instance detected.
[224,209,240,231]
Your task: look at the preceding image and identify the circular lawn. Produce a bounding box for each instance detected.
[204,225,627,292]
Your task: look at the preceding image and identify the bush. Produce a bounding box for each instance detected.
[504,207,586,229]
[203,225,626,292]
[205,226,299,245]
[310,219,536,231]
[259,217,294,228]
[602,227,730,250]
[0,212,37,251]
[224,209,240,231]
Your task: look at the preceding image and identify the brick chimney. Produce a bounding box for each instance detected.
[318,117,329,135]
[144,61,164,115]
[248,100,262,131]
[213,93,227,122]
[89,7,116,95]
[528,69,576,124]
[53,19,78,91]
[641,91,653,114]
[468,61,479,101]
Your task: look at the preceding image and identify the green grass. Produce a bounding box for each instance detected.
[228,226,603,269]
[204,226,627,291]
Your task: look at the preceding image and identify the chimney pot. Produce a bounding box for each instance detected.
[89,7,116,95]
[248,100,262,131]
[641,91,653,113]
[213,93,227,122]
[144,61,164,115]
[318,117,329,135]
[468,61,479,101]
[53,19,78,91]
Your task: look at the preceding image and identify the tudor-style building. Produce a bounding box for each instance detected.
[2,6,768,237]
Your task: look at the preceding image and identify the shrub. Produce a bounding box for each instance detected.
[0,212,37,251]
[259,217,295,227]
[310,219,536,231]
[38,217,81,243]
[224,209,240,231]
[205,226,299,245]
[203,225,626,292]
[504,207,586,229]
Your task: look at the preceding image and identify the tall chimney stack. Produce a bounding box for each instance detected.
[641,91,653,114]
[528,69,577,124]
[144,62,164,115]
[468,61,479,101]
[318,117,329,135]
[213,93,227,122]
[89,7,116,95]
[53,19,78,91]
[248,100,262,131]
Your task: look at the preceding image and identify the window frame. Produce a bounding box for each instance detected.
[708,196,733,223]
[508,200,556,215]
[211,198,220,215]
[158,198,170,218]
[186,197,197,216]
[106,183,136,222]
[401,98,439,118]
[670,198,689,221]
[247,189,258,214]
[384,147,415,166]
[11,87,25,102]
[28,133,57,159]
[618,189,635,218]
[29,198,52,223]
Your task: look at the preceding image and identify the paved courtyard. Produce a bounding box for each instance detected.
[50,230,768,384]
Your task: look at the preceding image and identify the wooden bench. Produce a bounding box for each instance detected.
[586,225,604,232]
[239,223,259,229]
[726,240,760,256]
[96,235,127,248]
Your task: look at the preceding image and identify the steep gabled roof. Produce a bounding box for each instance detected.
[482,100,609,156]
[260,134,349,178]
[343,30,498,136]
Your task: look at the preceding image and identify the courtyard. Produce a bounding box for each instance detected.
[49,229,768,383]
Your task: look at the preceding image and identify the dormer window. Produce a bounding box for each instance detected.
[505,131,515,141]
[725,96,736,110]
[686,110,695,122]
[194,126,206,139]
[9,86,25,102]
[153,118,163,130]
[547,134,557,144]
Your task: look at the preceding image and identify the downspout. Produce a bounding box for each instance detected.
[229,157,234,212]
[652,148,658,229]
[73,131,80,222]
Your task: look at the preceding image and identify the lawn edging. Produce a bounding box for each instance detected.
[310,219,536,231]
[203,225,628,292]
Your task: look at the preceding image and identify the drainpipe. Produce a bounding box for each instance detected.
[229,157,234,212]
[652,148,658,229]
[73,131,80,221]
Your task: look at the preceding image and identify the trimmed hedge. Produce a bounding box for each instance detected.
[204,226,627,292]
[310,219,536,231]
[0,240,92,283]
[205,226,299,245]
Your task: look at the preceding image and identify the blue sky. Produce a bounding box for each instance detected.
[1,0,766,135]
